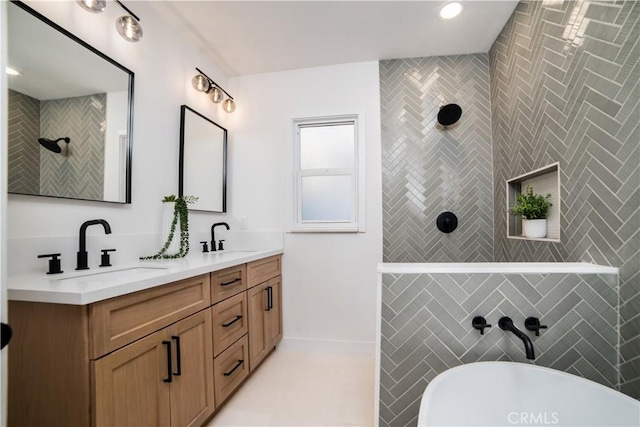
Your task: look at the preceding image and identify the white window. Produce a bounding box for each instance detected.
[290,115,365,232]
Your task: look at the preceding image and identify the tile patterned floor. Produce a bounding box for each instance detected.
[207,349,375,427]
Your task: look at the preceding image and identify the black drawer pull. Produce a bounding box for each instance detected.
[223,359,244,376]
[162,341,172,383]
[172,335,182,376]
[220,278,242,287]
[222,315,243,328]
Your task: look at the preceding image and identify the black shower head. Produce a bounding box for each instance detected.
[38,137,70,153]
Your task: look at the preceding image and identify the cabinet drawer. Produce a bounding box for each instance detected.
[213,335,249,406]
[212,292,248,357]
[211,264,247,304]
[247,255,281,288]
[90,274,211,359]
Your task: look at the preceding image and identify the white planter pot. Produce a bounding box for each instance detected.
[161,202,180,255]
[522,219,547,239]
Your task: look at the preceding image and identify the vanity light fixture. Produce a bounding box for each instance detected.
[193,67,236,113]
[114,0,143,42]
[439,2,463,20]
[77,0,142,42]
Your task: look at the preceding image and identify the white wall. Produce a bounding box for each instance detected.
[7,1,232,274]
[227,62,382,352]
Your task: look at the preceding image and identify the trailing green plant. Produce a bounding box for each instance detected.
[141,195,198,260]
[510,186,552,219]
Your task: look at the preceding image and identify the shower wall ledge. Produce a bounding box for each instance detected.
[377,262,618,275]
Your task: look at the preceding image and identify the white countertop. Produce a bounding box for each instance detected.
[378,262,619,275]
[8,249,283,305]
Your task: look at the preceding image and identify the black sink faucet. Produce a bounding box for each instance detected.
[211,222,230,251]
[499,316,535,360]
[77,219,112,270]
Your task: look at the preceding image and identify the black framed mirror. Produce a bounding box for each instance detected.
[7,1,134,203]
[179,105,227,212]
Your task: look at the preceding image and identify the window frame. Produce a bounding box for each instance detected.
[289,114,365,233]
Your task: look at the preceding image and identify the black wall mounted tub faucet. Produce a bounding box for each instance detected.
[499,316,535,360]
[77,219,112,270]
[211,222,230,252]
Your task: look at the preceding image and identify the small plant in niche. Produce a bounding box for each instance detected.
[510,186,552,219]
[141,195,198,259]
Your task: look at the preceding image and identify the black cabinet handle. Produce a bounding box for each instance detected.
[223,360,244,377]
[162,341,172,383]
[264,288,270,311]
[222,315,243,328]
[268,286,273,310]
[220,278,241,287]
[172,336,181,376]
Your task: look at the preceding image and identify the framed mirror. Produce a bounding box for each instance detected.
[7,1,134,203]
[179,105,227,212]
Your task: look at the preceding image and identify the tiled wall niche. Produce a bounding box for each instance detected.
[507,163,561,242]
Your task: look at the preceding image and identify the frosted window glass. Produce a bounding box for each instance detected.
[300,124,354,169]
[301,175,352,221]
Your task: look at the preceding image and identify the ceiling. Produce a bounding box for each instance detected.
[153,1,520,77]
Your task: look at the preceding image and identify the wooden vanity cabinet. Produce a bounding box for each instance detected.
[93,308,215,427]
[247,257,282,372]
[8,255,282,427]
[8,274,214,427]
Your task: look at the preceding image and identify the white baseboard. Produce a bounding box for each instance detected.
[279,337,375,355]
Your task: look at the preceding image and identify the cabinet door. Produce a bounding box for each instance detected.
[93,329,171,427]
[266,277,283,350]
[247,282,269,371]
[168,309,215,427]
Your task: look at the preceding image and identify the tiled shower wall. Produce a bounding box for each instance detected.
[40,94,106,200]
[8,90,40,194]
[380,55,493,263]
[379,272,619,427]
[490,1,640,397]
[7,91,106,201]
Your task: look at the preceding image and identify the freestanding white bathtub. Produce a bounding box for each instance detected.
[417,362,640,427]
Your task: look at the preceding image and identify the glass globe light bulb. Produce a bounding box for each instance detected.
[222,99,236,113]
[116,15,143,42]
[77,0,106,13]
[192,74,210,93]
[209,87,224,103]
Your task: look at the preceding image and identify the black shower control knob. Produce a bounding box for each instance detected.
[524,317,547,336]
[437,212,458,233]
[472,316,491,335]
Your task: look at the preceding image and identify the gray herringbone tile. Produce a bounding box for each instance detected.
[381,54,494,264]
[490,0,639,397]
[8,90,40,194]
[378,272,619,427]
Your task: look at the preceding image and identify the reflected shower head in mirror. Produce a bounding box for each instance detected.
[38,137,70,154]
[437,103,462,126]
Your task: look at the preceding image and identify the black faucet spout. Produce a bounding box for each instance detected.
[211,222,230,252]
[499,316,535,360]
[77,219,112,270]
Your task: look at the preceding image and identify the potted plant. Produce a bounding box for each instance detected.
[510,185,552,238]
[141,195,198,259]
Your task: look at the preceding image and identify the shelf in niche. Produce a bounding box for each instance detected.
[507,162,561,242]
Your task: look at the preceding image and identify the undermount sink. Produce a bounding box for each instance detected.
[211,250,257,255]
[55,266,169,282]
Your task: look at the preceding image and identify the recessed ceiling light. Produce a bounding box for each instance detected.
[6,67,22,76]
[440,2,463,20]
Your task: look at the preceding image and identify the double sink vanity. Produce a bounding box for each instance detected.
[7,250,283,427]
